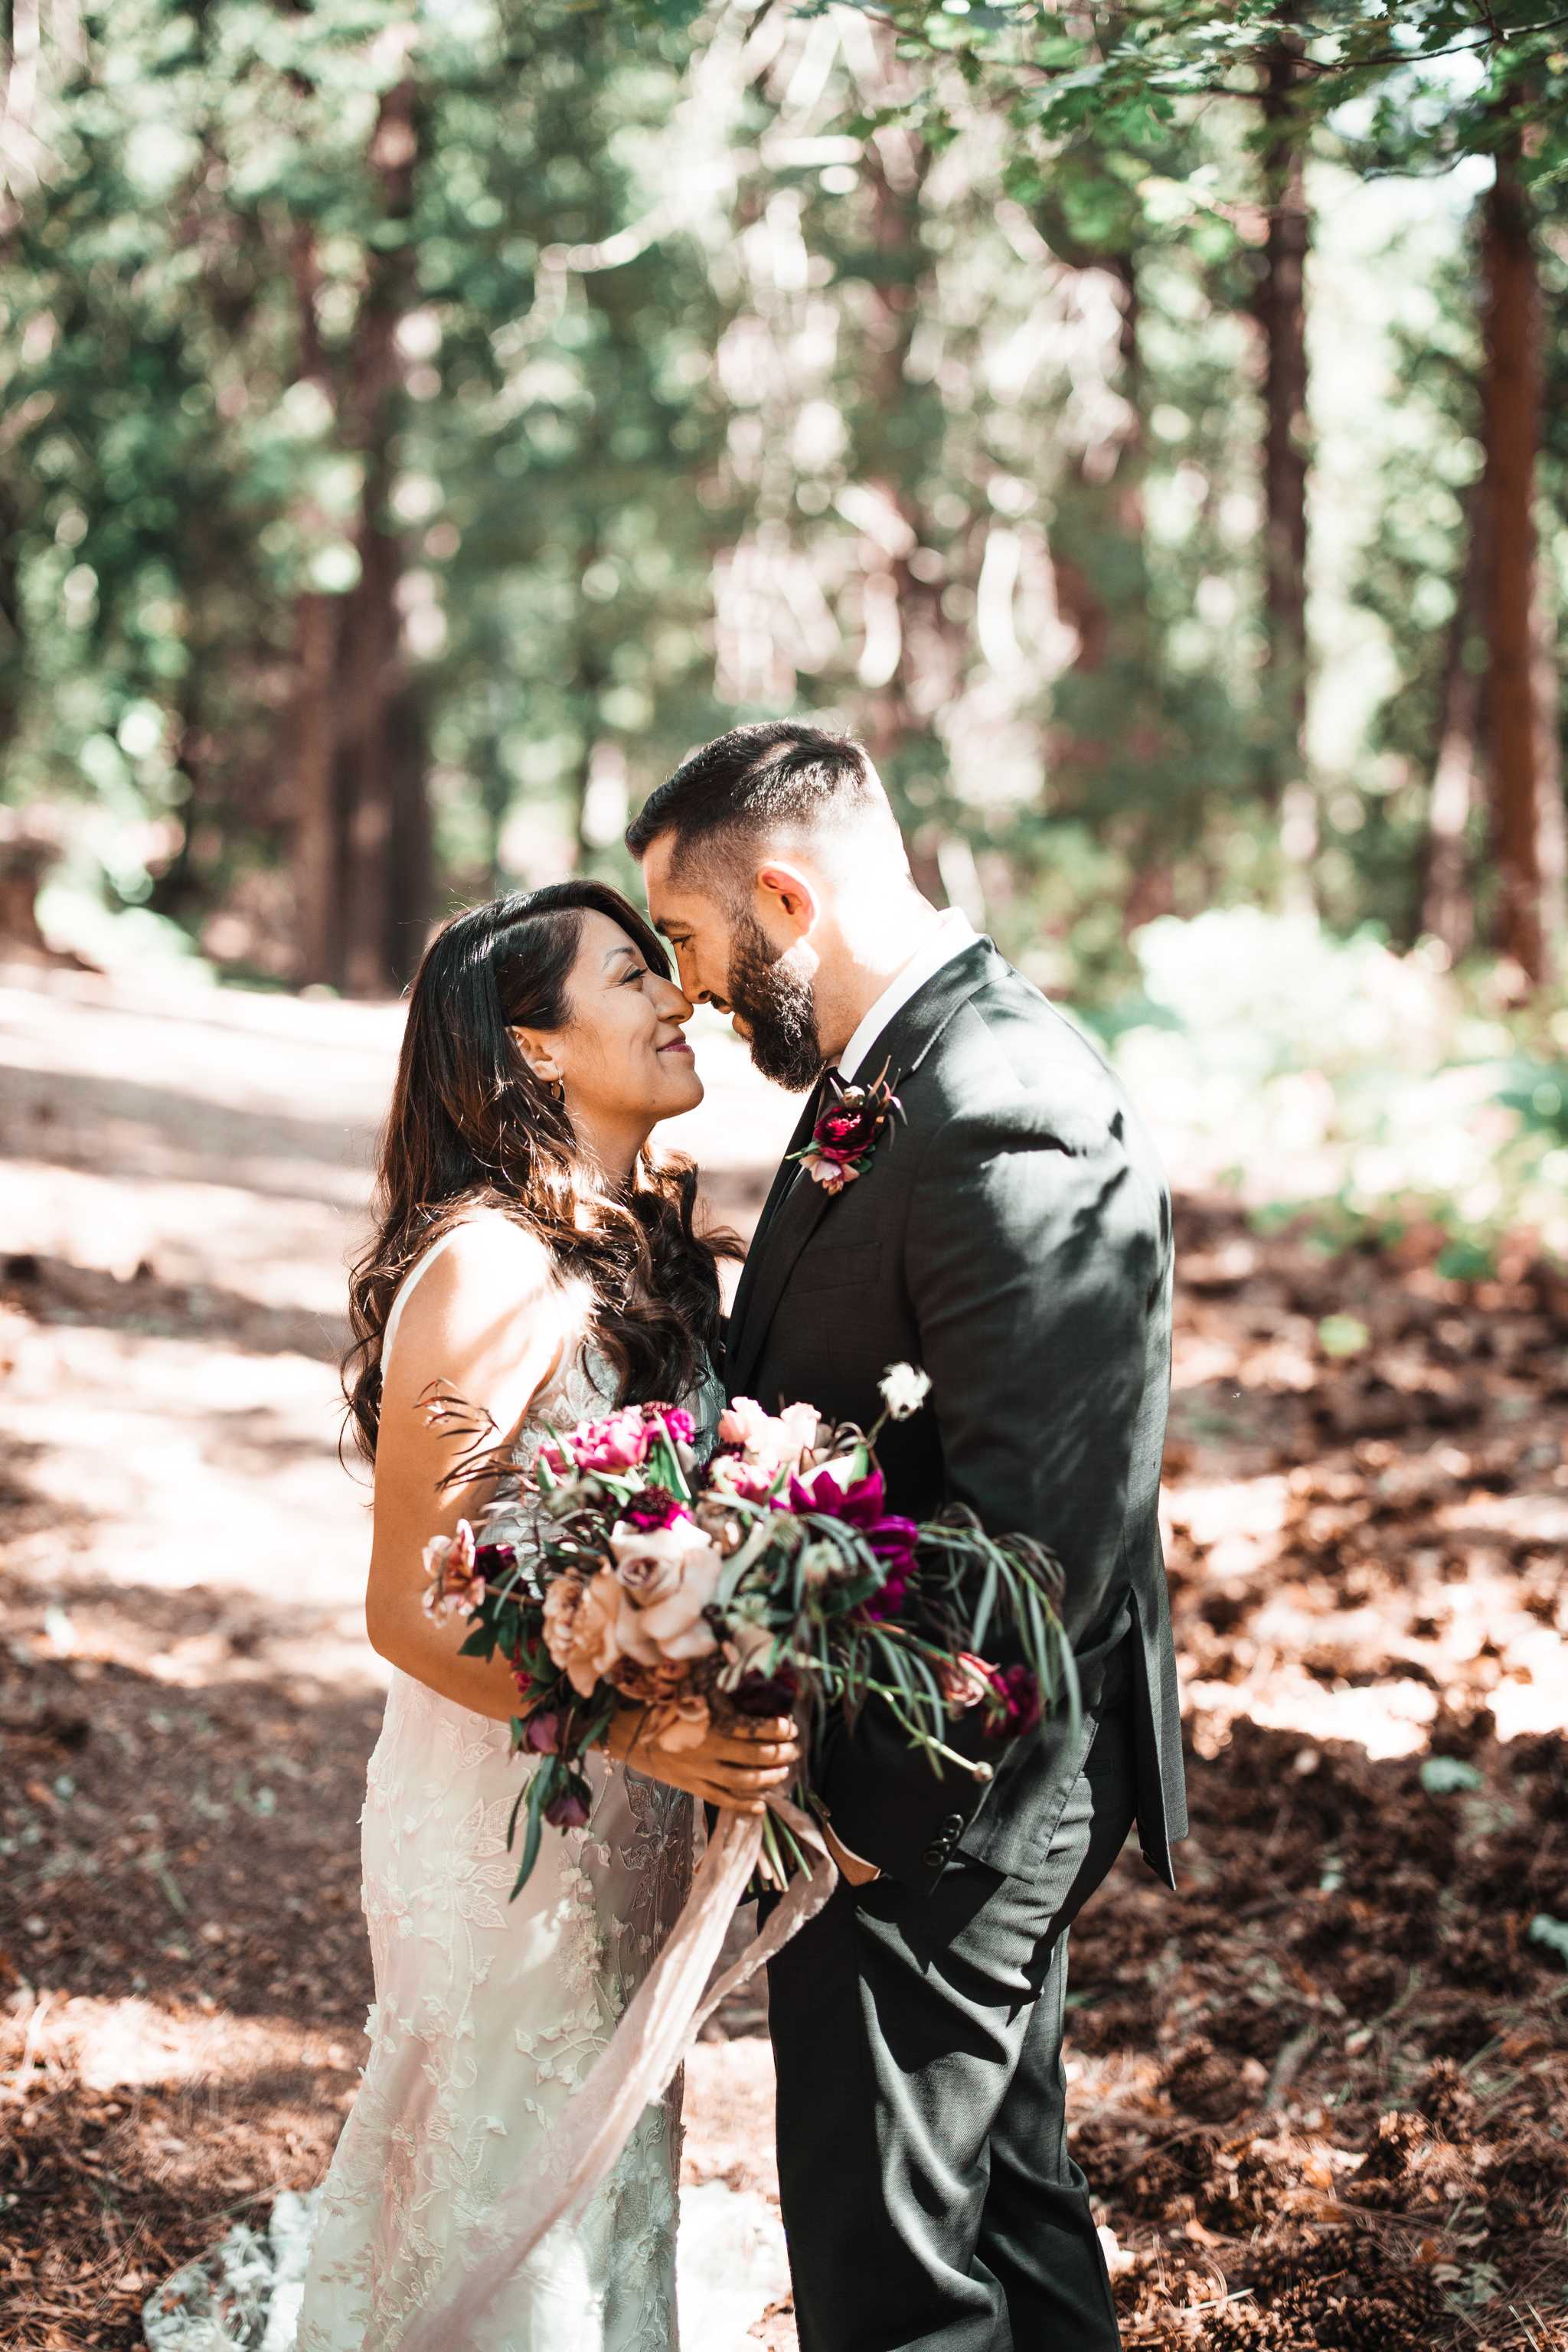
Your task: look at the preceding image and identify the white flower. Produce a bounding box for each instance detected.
[878,1362,933,1421]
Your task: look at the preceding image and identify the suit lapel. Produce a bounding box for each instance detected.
[727,939,1000,1398]
[727,1144,838,1397]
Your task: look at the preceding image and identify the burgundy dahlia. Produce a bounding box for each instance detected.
[621,1485,688,1532]
[985,1664,1041,1740]
[732,1668,799,1716]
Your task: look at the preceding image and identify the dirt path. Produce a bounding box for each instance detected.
[3,966,1566,2351]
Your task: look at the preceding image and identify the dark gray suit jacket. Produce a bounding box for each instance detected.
[726,936,1187,1893]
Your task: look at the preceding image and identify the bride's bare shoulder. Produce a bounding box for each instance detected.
[431,1210,554,1283]
[384,1214,564,1391]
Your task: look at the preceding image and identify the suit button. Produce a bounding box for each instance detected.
[921,1842,946,1870]
[939,1813,964,1834]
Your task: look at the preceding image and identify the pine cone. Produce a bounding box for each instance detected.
[1161,2035,1251,2124]
[1415,2057,1478,2139]
[1350,2109,1426,2203]
[1315,2269,1445,2350]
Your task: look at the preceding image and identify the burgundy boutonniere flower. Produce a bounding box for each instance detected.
[789,1061,903,1196]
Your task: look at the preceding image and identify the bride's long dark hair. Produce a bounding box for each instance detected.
[344,880,738,1464]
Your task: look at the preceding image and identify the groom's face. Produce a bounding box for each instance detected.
[641,832,824,1093]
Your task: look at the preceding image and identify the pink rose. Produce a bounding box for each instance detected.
[717,1398,820,1469]
[938,1652,995,1713]
[609,1518,724,1664]
[568,1406,654,1472]
[609,1515,714,1605]
[422,1521,485,1622]
[542,1566,625,1697]
[706,1452,779,1504]
[717,1397,771,1451]
[646,1405,696,1446]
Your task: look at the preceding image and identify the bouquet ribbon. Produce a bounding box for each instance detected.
[397,1793,837,2352]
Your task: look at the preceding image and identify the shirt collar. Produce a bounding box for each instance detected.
[837,908,979,1084]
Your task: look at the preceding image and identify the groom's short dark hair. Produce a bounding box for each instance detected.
[625,720,879,884]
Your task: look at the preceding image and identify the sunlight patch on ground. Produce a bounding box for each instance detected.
[0,975,400,1127]
[0,1159,368,1304]
[678,2183,791,2351]
[12,1993,358,2096]
[5,1323,369,1615]
[1169,1335,1244,1390]
[1186,1672,1439,1759]
[1164,1475,1290,1579]
[1436,1489,1568,1544]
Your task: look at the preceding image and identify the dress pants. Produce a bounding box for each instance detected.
[767,1650,1137,2352]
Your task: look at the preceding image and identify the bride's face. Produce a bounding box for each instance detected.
[522,909,702,1134]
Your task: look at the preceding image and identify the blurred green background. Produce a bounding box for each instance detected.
[5,0,1568,1263]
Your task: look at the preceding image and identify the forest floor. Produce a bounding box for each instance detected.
[2,962,1566,2352]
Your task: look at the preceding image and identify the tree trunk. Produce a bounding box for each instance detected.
[1417,479,1484,956]
[854,71,955,901]
[1256,22,1314,884]
[335,68,430,995]
[288,219,348,986]
[1049,251,1153,683]
[1481,125,1562,986]
[292,589,344,982]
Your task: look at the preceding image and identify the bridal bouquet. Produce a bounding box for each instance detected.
[422,1364,1075,1896]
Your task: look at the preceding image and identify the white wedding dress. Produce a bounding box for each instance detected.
[288,1231,720,2352]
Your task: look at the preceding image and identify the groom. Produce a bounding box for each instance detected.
[629,721,1184,2352]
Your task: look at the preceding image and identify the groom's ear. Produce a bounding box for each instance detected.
[755,859,817,938]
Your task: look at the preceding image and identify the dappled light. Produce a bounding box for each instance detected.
[5,978,1564,2348]
[3,2,1568,2347]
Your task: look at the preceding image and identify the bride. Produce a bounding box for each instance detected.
[294,880,799,2352]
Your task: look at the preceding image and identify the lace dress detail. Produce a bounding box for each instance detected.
[293,1323,724,2352]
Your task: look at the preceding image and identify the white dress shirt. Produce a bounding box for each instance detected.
[837,908,979,1083]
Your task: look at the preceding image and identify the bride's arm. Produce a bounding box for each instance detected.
[365,1217,569,1722]
[364,1220,801,1810]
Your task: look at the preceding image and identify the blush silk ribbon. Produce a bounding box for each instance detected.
[397,1794,837,2352]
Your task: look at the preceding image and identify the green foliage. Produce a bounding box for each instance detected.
[1103,908,1568,1263]
[1420,1755,1484,1795]
[2,0,730,952]
[838,0,1568,185]
[1528,1913,1568,1965]
[5,0,1564,1032]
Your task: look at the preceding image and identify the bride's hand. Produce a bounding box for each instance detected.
[605,1707,800,1814]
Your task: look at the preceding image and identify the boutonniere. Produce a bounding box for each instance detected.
[789,1060,903,1197]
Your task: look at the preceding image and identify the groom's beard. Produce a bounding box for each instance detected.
[726,914,823,1093]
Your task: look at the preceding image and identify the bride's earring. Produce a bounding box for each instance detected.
[545,1077,566,1106]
